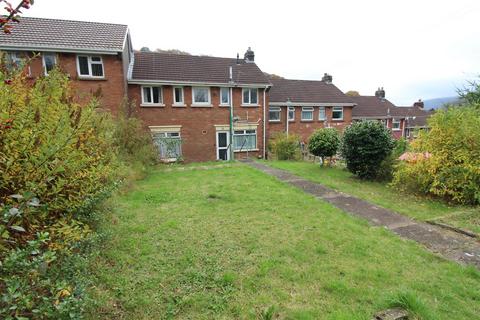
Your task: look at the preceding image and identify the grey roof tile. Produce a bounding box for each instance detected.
[131,51,271,86]
[0,17,128,52]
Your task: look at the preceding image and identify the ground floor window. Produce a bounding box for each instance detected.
[151,132,182,160]
[233,129,257,151]
[269,107,281,122]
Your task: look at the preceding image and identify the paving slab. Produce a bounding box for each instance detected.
[247,162,480,269]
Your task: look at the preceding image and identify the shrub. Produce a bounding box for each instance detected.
[376,137,409,182]
[341,121,395,180]
[269,133,301,160]
[392,105,480,204]
[308,128,340,165]
[113,99,157,167]
[0,69,117,220]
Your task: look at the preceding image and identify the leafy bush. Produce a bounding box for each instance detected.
[392,106,480,204]
[376,137,409,182]
[308,128,340,165]
[113,99,157,167]
[0,69,117,219]
[269,133,301,160]
[341,121,395,180]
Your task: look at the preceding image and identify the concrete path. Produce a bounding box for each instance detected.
[247,161,480,269]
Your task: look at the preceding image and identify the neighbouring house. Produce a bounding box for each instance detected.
[351,88,432,139]
[268,74,356,142]
[128,49,271,162]
[391,100,434,139]
[0,17,133,115]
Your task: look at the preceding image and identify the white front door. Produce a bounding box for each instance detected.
[216,131,230,161]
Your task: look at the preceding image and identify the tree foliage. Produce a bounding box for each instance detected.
[341,121,395,179]
[392,105,480,204]
[345,90,360,97]
[308,128,340,165]
[269,133,301,160]
[457,77,480,106]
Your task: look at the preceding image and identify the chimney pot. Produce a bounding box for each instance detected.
[414,99,424,109]
[244,47,255,62]
[322,73,333,84]
[375,87,386,99]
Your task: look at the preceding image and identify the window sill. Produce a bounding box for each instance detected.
[332,119,344,121]
[319,119,327,122]
[191,104,213,107]
[241,104,260,107]
[141,103,165,107]
[173,104,186,107]
[392,129,401,132]
[77,76,107,81]
[300,120,314,122]
[219,104,230,107]
[269,120,281,123]
[234,149,259,153]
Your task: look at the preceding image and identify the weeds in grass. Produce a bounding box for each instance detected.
[386,290,436,320]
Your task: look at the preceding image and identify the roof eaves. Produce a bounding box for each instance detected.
[0,44,122,55]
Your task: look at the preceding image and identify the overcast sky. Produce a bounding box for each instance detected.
[26,0,479,105]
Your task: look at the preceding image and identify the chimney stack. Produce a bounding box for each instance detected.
[244,47,255,63]
[375,87,386,99]
[322,73,333,84]
[414,99,424,109]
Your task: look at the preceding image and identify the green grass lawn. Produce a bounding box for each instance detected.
[88,164,480,319]
[266,160,480,235]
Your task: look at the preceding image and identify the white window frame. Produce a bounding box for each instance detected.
[220,87,230,106]
[242,88,259,106]
[42,53,57,76]
[173,87,185,106]
[76,55,104,78]
[318,107,326,121]
[332,107,344,121]
[269,107,281,122]
[288,106,295,121]
[151,131,182,162]
[392,118,401,131]
[233,129,257,152]
[6,52,31,76]
[192,86,212,106]
[301,107,314,121]
[141,86,164,106]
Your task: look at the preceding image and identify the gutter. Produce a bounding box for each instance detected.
[128,79,269,88]
[269,102,356,107]
[0,45,121,55]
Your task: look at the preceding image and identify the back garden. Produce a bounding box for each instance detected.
[1,58,480,319]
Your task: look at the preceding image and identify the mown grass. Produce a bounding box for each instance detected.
[266,160,480,234]
[88,164,479,319]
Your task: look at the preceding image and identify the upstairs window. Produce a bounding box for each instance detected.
[173,87,184,105]
[142,86,163,105]
[301,107,314,121]
[269,107,281,122]
[242,88,258,105]
[392,119,401,131]
[319,107,326,120]
[42,53,56,75]
[332,107,344,120]
[77,55,104,78]
[288,106,295,121]
[220,87,230,105]
[192,87,211,105]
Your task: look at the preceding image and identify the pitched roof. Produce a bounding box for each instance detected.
[0,17,128,53]
[130,51,271,86]
[350,95,397,118]
[391,106,434,127]
[268,78,354,104]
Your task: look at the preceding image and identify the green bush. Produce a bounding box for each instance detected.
[269,133,301,160]
[341,121,395,180]
[392,106,480,204]
[376,137,409,182]
[308,128,340,165]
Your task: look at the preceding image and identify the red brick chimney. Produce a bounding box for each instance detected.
[414,99,424,109]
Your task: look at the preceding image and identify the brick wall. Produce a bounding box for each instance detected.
[24,52,126,115]
[128,85,267,163]
[268,106,353,143]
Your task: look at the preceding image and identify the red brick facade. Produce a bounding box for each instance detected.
[128,85,268,163]
[23,52,126,115]
[268,106,354,142]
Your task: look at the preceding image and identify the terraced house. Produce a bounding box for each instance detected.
[0,16,432,162]
[0,17,133,115]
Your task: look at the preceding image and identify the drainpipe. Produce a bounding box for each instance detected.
[229,66,234,161]
[286,98,292,136]
[263,86,268,159]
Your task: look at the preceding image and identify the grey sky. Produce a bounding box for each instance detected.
[26,0,480,105]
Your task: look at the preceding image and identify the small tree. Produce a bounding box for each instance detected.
[269,133,301,160]
[341,121,394,179]
[308,128,340,166]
